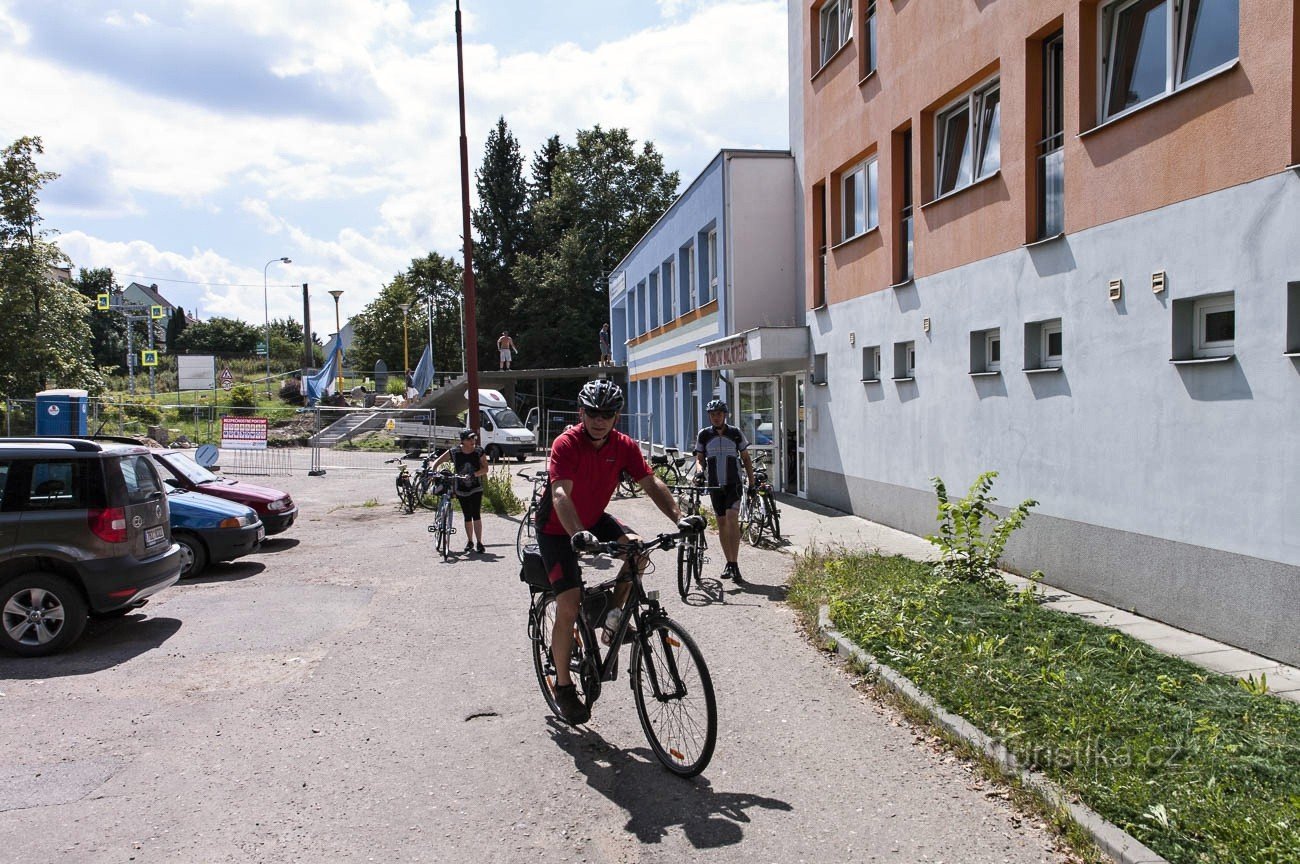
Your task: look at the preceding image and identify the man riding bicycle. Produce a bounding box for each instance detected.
[536,379,703,724]
[693,398,756,581]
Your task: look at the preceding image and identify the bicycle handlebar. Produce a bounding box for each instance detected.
[586,528,697,558]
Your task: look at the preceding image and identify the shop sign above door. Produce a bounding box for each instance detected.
[704,336,748,369]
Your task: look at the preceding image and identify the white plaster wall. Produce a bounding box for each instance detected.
[728,155,799,333]
[806,170,1300,566]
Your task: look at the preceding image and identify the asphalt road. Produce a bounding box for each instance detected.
[1,460,1076,863]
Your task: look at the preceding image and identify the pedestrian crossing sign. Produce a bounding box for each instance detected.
[141,350,159,367]
[151,304,165,320]
[96,293,110,311]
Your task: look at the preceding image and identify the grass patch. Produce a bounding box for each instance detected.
[336,432,402,452]
[789,548,1300,864]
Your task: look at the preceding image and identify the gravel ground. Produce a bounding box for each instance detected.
[0,459,1081,863]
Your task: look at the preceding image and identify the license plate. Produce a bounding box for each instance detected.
[256,526,265,542]
[144,525,165,547]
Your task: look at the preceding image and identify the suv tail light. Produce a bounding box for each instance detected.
[88,507,129,543]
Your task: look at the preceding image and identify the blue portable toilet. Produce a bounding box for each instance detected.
[35,388,89,437]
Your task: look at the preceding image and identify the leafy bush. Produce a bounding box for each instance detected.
[279,377,304,406]
[483,465,523,516]
[927,471,1037,587]
[228,384,256,416]
[120,397,162,426]
[386,376,406,396]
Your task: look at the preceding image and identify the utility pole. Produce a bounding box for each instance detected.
[301,283,313,373]
[455,0,481,431]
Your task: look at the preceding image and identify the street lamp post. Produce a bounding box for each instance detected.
[263,256,291,397]
[328,289,344,396]
[399,302,412,394]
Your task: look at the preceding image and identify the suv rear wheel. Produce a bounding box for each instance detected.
[0,571,89,657]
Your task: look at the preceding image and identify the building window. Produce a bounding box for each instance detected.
[648,273,660,330]
[840,156,878,242]
[812,352,829,385]
[893,341,915,379]
[935,77,1001,197]
[1037,31,1065,239]
[895,128,914,282]
[862,1,877,77]
[818,0,853,69]
[861,345,881,381]
[813,183,827,307]
[682,243,697,311]
[662,259,675,323]
[636,281,647,336]
[1024,317,1063,370]
[1193,295,1234,358]
[1101,0,1239,121]
[706,228,718,302]
[969,328,1002,374]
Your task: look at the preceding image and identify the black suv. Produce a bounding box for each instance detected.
[0,438,182,656]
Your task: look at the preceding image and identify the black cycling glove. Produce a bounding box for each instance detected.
[677,515,706,534]
[571,531,597,552]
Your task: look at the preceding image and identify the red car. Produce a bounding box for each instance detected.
[150,449,298,535]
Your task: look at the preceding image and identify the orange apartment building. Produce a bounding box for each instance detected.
[790,1,1300,663]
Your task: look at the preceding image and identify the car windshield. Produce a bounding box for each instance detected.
[160,451,220,484]
[494,409,525,429]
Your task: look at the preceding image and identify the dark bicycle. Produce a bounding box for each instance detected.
[741,452,781,546]
[515,468,549,562]
[424,470,456,560]
[649,446,693,485]
[522,529,718,777]
[669,482,718,601]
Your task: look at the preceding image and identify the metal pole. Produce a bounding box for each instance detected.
[126,309,136,396]
[455,0,481,430]
[329,290,344,396]
[263,257,291,398]
[301,283,313,373]
[148,315,156,397]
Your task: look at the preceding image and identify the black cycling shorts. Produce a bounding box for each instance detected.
[536,513,634,595]
[458,490,483,521]
[709,484,743,515]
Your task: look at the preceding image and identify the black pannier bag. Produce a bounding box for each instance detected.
[520,544,551,591]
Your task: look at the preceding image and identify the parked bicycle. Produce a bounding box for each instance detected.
[740,452,781,546]
[649,446,694,486]
[523,529,718,777]
[515,468,550,562]
[670,481,718,600]
[424,470,456,560]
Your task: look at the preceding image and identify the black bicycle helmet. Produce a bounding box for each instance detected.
[459,428,477,441]
[578,379,624,412]
[705,398,728,413]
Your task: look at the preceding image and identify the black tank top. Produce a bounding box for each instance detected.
[451,447,484,497]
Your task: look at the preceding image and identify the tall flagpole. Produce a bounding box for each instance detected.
[455,0,481,433]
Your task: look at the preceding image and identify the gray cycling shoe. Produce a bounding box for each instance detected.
[554,684,590,725]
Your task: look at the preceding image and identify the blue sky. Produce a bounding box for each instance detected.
[0,0,789,330]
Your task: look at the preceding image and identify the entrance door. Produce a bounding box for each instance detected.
[795,374,807,497]
[780,374,805,497]
[736,378,777,483]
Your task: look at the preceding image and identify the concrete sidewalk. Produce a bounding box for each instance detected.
[766,492,1300,704]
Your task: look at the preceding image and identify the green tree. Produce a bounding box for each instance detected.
[350,253,464,381]
[73,267,129,371]
[165,306,188,352]
[472,117,530,367]
[0,136,103,395]
[511,126,678,368]
[174,316,261,355]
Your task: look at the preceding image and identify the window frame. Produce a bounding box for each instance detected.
[985,329,1002,373]
[685,243,697,310]
[1041,320,1064,368]
[1099,0,1239,123]
[839,155,879,242]
[1193,295,1235,358]
[706,229,718,301]
[861,345,881,381]
[861,1,877,78]
[934,76,1002,198]
[818,0,854,70]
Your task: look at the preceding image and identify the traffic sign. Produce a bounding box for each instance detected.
[219,367,235,390]
[96,293,111,311]
[255,341,267,357]
[141,350,159,367]
[150,304,165,320]
[195,444,220,467]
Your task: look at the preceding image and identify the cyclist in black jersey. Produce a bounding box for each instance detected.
[693,398,755,581]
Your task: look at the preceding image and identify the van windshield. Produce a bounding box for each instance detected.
[493,409,525,429]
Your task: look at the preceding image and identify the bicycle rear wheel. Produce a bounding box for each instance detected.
[766,494,781,541]
[676,543,691,600]
[530,593,595,722]
[631,617,717,777]
[516,504,536,562]
[397,477,416,514]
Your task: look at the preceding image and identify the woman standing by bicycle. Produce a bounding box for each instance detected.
[431,429,489,554]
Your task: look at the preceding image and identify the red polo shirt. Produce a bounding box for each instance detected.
[541,424,651,535]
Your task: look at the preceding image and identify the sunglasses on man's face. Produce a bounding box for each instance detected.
[584,409,617,420]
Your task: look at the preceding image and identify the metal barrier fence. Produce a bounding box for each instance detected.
[543,411,651,452]
[308,407,438,474]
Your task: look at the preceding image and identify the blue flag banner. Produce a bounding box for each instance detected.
[305,343,344,405]
[411,342,435,395]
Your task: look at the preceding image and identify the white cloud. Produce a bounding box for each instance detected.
[4,0,788,323]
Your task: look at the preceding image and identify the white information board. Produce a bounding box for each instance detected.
[178,355,217,391]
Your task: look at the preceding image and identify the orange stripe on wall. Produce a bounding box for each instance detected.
[629,360,698,382]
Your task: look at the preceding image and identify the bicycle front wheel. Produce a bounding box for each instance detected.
[437,501,452,560]
[631,617,717,777]
[676,543,691,600]
[766,494,781,541]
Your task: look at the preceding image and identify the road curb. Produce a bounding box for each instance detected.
[816,605,1169,864]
